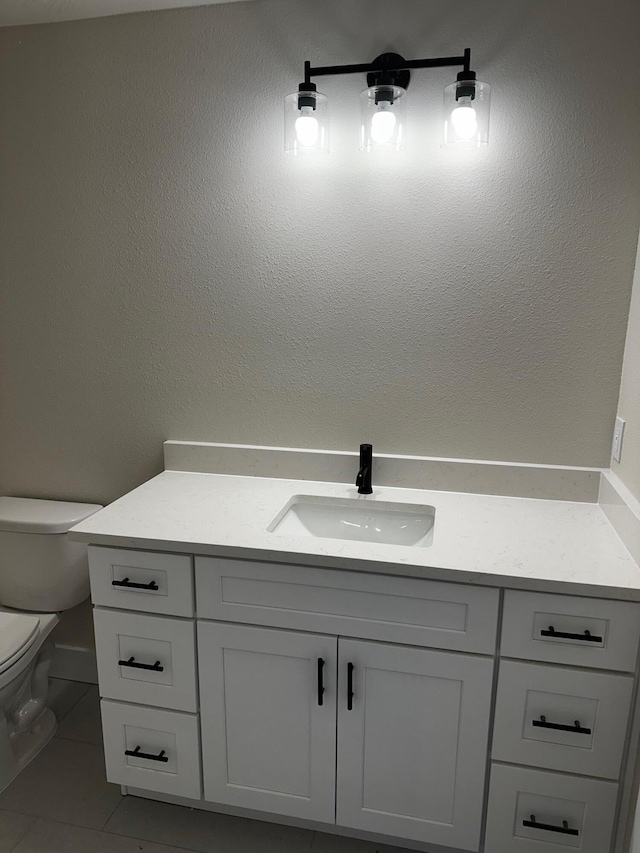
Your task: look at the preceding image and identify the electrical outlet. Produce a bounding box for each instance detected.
[612,416,626,463]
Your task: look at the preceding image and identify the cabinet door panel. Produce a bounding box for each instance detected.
[198,622,337,823]
[337,640,493,852]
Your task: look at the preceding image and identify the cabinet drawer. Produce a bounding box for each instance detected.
[195,557,499,653]
[501,590,640,671]
[94,609,197,712]
[101,700,201,799]
[485,764,617,853]
[492,660,633,779]
[89,547,194,616]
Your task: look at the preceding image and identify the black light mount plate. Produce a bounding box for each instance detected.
[366,53,411,91]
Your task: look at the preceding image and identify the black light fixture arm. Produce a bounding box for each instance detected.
[302,48,472,88]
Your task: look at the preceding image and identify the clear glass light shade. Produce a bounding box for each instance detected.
[284,91,329,155]
[443,80,491,148]
[360,85,407,152]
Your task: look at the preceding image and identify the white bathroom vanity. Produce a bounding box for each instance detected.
[69,442,640,853]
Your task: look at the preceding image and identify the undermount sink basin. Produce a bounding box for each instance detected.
[269,496,435,548]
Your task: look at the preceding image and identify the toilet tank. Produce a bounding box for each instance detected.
[0,498,102,612]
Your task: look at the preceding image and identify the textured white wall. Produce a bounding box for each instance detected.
[1,0,639,504]
[613,235,640,501]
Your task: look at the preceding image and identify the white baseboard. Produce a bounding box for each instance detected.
[49,644,98,684]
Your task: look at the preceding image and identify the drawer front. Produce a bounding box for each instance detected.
[89,547,194,616]
[501,590,640,671]
[195,557,500,654]
[94,609,197,712]
[492,660,633,779]
[101,699,201,799]
[485,764,618,853]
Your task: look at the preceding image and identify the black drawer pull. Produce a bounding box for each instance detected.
[523,815,579,836]
[112,577,159,591]
[540,626,602,643]
[317,658,325,706]
[347,662,355,711]
[118,656,164,672]
[532,715,591,735]
[124,746,168,763]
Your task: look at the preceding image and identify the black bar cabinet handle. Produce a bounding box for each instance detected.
[540,626,602,643]
[118,656,164,672]
[124,745,168,763]
[317,658,325,706]
[112,577,159,591]
[523,815,579,837]
[347,662,354,711]
[532,715,591,735]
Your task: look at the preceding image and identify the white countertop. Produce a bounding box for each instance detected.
[69,470,640,601]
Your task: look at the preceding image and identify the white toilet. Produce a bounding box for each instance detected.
[0,497,102,791]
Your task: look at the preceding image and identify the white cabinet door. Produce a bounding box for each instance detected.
[336,639,493,852]
[198,622,337,823]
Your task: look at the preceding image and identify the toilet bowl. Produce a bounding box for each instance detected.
[0,609,59,790]
[0,498,101,792]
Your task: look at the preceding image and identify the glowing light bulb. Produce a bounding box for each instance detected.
[451,105,478,140]
[370,102,396,144]
[295,106,319,147]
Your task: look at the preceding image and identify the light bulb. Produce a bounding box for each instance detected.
[451,104,478,140]
[370,102,396,144]
[295,106,319,147]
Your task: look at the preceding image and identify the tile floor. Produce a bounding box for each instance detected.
[0,679,412,853]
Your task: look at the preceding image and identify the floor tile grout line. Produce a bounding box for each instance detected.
[100,794,129,832]
[0,806,40,822]
[6,813,204,853]
[101,822,245,853]
[102,803,319,853]
[98,792,126,832]
[49,678,92,724]
[6,813,35,853]
[53,685,101,745]
[4,803,367,853]
[54,732,102,746]
[0,804,119,833]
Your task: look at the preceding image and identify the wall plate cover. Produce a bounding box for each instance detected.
[612,417,625,463]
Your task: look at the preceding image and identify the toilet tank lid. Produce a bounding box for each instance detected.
[0,497,103,534]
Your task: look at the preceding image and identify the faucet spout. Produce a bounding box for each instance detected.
[356,443,373,494]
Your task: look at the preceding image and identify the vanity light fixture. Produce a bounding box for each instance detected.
[284,49,490,154]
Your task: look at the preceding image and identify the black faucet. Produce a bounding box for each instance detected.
[356,443,373,494]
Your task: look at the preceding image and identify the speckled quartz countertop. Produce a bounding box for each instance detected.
[68,469,640,601]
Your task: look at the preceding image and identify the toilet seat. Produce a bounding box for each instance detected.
[0,609,58,682]
[0,611,40,676]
